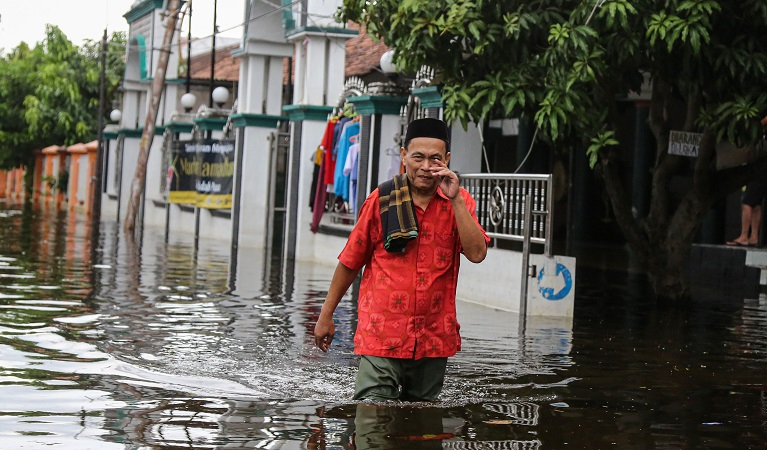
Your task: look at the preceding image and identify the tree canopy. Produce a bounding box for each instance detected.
[340,0,767,300]
[342,1,767,144]
[0,25,126,170]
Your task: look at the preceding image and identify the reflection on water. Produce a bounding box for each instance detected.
[0,205,766,449]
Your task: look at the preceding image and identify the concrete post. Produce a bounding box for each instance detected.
[283,23,357,262]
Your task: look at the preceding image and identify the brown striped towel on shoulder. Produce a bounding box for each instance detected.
[378,173,418,253]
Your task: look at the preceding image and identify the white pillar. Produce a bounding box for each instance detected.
[282,25,357,262]
[231,2,293,250]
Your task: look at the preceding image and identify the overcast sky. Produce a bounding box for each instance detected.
[0,0,244,54]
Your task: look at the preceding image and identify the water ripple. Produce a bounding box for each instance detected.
[0,208,764,448]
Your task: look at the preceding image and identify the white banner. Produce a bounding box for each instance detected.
[668,130,702,157]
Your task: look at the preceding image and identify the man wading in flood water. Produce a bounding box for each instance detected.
[313,118,489,401]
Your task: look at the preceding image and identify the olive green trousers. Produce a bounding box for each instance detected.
[353,355,448,402]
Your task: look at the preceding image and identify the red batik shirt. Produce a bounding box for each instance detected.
[338,186,489,360]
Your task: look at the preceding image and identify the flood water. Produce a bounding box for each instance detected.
[1,204,766,449]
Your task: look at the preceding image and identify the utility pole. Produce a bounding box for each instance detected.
[186,0,192,94]
[124,0,182,234]
[92,28,108,226]
[209,0,217,107]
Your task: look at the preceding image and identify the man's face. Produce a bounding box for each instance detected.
[400,137,451,193]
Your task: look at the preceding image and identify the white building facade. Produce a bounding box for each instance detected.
[104,0,575,319]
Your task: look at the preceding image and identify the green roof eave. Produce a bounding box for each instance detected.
[163,78,188,85]
[194,117,228,131]
[231,113,287,128]
[350,95,408,115]
[283,104,333,122]
[165,122,195,134]
[142,77,187,84]
[124,0,165,23]
[118,128,144,138]
[412,86,443,109]
[285,26,359,40]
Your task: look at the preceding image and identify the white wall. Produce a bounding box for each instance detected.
[293,120,333,263]
[199,212,233,242]
[327,41,347,107]
[233,243,267,298]
[311,234,348,267]
[74,153,89,208]
[118,137,141,223]
[168,206,196,235]
[100,140,120,220]
[458,250,575,317]
[142,137,166,227]
[376,115,403,185]
[303,38,329,105]
[457,248,523,311]
[304,2,342,28]
[450,121,483,174]
[236,127,274,249]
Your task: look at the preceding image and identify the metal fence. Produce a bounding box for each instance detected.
[459,173,553,256]
[442,440,542,449]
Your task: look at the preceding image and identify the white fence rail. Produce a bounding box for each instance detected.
[459,173,554,256]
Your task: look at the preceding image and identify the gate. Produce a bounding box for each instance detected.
[459,173,555,319]
[266,131,290,256]
[458,173,553,256]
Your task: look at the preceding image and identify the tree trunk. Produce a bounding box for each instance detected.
[646,250,688,300]
[600,117,767,302]
[644,201,700,302]
[123,0,181,234]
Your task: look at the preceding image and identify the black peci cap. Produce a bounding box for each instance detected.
[404,118,450,149]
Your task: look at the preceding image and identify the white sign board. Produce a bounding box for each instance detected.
[528,254,576,317]
[668,130,702,157]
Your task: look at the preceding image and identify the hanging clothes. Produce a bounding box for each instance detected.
[333,120,360,202]
[310,157,326,233]
[343,140,360,215]
[310,119,336,210]
[310,118,341,233]
[309,145,324,210]
[325,116,350,186]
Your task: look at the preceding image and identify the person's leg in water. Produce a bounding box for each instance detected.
[353,356,401,402]
[353,356,447,402]
[399,357,448,402]
[728,203,755,246]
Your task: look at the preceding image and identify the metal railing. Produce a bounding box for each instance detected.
[459,173,554,256]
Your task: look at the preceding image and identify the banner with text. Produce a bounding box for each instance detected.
[168,139,235,209]
[668,130,701,157]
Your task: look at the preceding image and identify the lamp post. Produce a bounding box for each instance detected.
[380,49,396,76]
[180,92,197,113]
[185,0,192,94]
[212,86,229,109]
[209,0,218,107]
[93,28,109,228]
[109,109,122,123]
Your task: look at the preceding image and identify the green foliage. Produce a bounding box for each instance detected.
[340,0,767,158]
[41,175,57,192]
[587,131,619,169]
[0,26,126,170]
[345,0,767,301]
